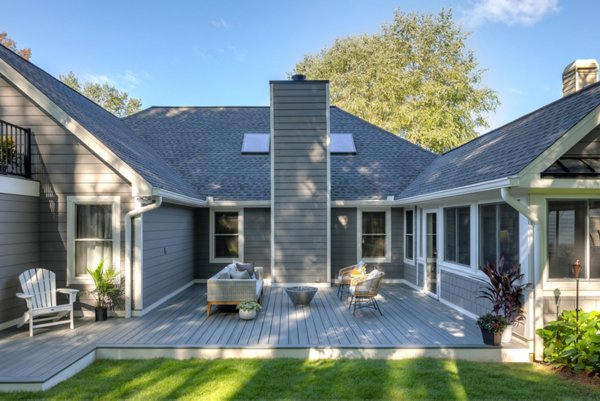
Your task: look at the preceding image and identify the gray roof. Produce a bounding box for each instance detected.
[0,45,198,198]
[125,107,436,201]
[400,81,600,199]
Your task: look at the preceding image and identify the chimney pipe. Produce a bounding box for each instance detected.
[562,59,598,96]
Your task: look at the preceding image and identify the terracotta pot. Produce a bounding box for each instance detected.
[239,309,257,320]
[480,328,502,346]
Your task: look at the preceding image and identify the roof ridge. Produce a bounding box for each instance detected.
[441,79,600,157]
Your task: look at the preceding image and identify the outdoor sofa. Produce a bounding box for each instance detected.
[206,263,263,316]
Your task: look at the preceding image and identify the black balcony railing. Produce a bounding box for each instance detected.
[0,120,31,178]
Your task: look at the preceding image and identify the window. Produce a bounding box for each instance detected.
[360,211,389,261]
[444,206,470,265]
[330,133,356,154]
[211,210,243,262]
[405,210,414,261]
[241,133,270,154]
[67,196,120,284]
[547,201,587,279]
[479,203,520,269]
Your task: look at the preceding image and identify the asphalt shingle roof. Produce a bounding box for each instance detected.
[0,45,198,198]
[400,81,600,199]
[125,106,436,201]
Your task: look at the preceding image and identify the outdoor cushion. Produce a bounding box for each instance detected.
[217,272,230,280]
[236,262,255,277]
[231,270,251,279]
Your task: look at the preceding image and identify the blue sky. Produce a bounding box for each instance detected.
[2,0,598,131]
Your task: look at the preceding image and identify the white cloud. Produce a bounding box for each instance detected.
[462,0,559,27]
[211,18,230,29]
[82,72,111,85]
[121,70,139,85]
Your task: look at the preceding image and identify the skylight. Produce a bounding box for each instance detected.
[242,133,270,154]
[330,133,356,154]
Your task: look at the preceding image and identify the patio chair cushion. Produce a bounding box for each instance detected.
[217,272,230,280]
[235,262,255,278]
[231,270,251,279]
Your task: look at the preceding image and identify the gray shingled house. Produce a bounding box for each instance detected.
[1,43,600,358]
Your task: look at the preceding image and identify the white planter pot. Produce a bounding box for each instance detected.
[239,309,257,320]
[501,325,513,344]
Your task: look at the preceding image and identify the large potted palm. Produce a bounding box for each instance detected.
[86,260,120,321]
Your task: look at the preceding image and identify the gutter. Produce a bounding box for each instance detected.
[153,188,206,207]
[125,196,162,318]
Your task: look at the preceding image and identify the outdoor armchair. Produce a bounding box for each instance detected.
[348,270,385,315]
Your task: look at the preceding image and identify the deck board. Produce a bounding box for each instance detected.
[0,283,523,384]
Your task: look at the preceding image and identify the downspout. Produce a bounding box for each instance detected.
[125,196,162,318]
[501,187,540,357]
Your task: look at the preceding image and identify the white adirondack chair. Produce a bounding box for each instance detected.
[16,268,79,336]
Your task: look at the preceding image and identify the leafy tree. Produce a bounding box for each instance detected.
[60,71,142,117]
[0,32,31,60]
[294,10,499,154]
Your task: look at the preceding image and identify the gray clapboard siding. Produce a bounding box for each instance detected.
[196,208,272,279]
[0,74,134,316]
[0,194,39,323]
[244,208,271,279]
[271,80,330,283]
[439,270,490,316]
[141,205,195,309]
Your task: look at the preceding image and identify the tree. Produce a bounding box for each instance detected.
[294,10,499,154]
[60,71,142,117]
[0,32,31,60]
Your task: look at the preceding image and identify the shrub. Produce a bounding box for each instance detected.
[476,313,508,333]
[537,310,600,374]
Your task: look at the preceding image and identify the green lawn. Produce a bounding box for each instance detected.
[5,358,599,400]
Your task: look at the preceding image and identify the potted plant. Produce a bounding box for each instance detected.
[479,257,529,343]
[476,313,508,345]
[86,259,120,321]
[236,301,262,320]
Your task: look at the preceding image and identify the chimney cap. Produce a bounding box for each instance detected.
[563,59,599,75]
[291,74,306,81]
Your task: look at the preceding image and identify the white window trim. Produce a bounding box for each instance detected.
[441,205,472,269]
[357,208,391,263]
[404,208,415,264]
[67,195,121,285]
[209,208,244,264]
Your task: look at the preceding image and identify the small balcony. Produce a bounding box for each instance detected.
[0,120,31,178]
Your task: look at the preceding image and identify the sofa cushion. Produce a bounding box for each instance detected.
[236,262,255,277]
[217,272,230,280]
[231,270,251,279]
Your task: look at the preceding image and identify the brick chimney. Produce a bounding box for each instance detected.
[562,59,598,96]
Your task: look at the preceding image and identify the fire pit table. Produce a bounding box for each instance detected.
[285,286,318,306]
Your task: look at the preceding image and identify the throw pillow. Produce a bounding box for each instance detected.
[231,270,251,279]
[236,262,255,277]
[217,272,230,280]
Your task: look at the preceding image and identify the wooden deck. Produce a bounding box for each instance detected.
[0,283,529,391]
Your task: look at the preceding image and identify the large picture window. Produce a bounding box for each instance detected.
[479,203,520,269]
[444,206,470,266]
[361,211,388,261]
[213,211,240,259]
[405,210,414,261]
[67,196,120,284]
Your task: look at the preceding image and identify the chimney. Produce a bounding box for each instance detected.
[270,76,330,284]
[562,59,599,96]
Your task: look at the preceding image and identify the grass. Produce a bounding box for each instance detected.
[5,358,600,400]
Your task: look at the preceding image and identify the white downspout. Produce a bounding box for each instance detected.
[125,196,162,318]
[501,187,541,358]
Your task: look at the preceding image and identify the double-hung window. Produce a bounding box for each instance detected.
[67,196,120,284]
[360,210,390,262]
[211,210,243,262]
[479,203,520,269]
[444,206,470,266]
